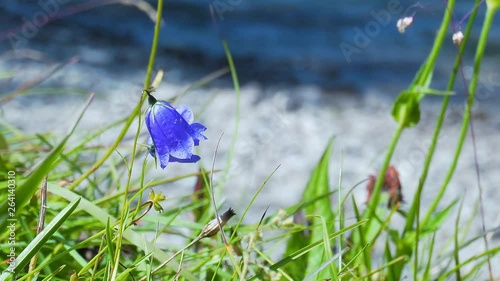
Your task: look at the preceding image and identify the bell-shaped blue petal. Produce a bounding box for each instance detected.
[145,100,206,169]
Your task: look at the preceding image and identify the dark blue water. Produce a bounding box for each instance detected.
[1,0,499,92]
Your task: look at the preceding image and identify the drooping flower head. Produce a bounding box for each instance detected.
[145,91,207,169]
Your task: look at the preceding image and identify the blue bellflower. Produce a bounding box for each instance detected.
[145,95,207,169]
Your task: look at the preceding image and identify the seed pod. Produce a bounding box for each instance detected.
[200,208,236,238]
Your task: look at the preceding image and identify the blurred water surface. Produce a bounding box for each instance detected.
[1,0,500,93]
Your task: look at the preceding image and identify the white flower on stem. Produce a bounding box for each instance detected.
[452,31,464,46]
[397,16,414,33]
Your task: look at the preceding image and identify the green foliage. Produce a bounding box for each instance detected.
[391,91,421,128]
[282,139,335,280]
[422,199,458,234]
[0,95,93,230]
[0,198,81,280]
[0,0,498,280]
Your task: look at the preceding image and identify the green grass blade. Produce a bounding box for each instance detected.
[282,138,334,280]
[231,165,280,238]
[437,245,500,281]
[105,218,115,269]
[221,40,241,186]
[422,232,436,281]
[351,196,372,274]
[47,183,198,281]
[384,239,395,280]
[421,199,458,234]
[0,198,81,280]
[249,219,367,281]
[0,95,94,230]
[317,215,336,279]
[40,265,66,281]
[115,252,154,281]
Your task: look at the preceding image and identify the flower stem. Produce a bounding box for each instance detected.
[110,1,164,280]
[144,88,158,106]
[365,0,455,220]
[422,2,496,226]
[416,0,455,87]
[400,0,481,279]
[406,0,481,234]
[365,124,404,219]
[144,0,163,90]
[66,0,164,192]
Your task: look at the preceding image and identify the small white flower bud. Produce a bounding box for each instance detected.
[397,16,414,33]
[452,31,464,46]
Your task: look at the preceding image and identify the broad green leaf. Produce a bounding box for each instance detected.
[391,92,421,128]
[0,198,81,280]
[281,215,313,280]
[282,138,335,280]
[392,55,435,127]
[390,229,413,258]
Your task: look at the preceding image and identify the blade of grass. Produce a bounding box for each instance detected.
[422,232,436,281]
[174,67,229,104]
[0,198,81,280]
[230,165,281,238]
[248,219,367,281]
[115,252,154,281]
[436,245,500,281]
[0,94,94,230]
[453,197,464,281]
[303,248,348,281]
[351,196,372,274]
[40,265,66,281]
[337,152,344,274]
[220,40,241,187]
[0,57,79,105]
[315,215,337,279]
[422,0,495,228]
[282,138,334,280]
[47,183,198,281]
